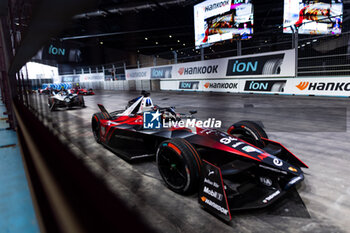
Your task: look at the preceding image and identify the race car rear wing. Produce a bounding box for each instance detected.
[97,104,112,119]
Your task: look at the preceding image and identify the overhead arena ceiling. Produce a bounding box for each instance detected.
[44,0,350,65]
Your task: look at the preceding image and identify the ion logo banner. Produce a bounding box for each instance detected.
[60,75,80,83]
[179,81,200,90]
[244,80,286,92]
[226,54,285,76]
[151,66,172,79]
[41,42,81,63]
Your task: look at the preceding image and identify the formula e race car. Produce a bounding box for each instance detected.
[48,90,85,111]
[38,87,55,95]
[70,88,95,95]
[91,91,308,221]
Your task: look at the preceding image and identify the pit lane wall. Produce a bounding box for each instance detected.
[54,49,350,97]
[160,77,350,97]
[125,50,296,80]
[125,48,350,97]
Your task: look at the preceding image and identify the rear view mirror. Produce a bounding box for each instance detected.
[189,110,197,115]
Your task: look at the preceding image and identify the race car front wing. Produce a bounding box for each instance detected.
[198,160,304,221]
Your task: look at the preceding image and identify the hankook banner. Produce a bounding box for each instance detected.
[125,49,295,80]
[284,77,350,97]
[125,67,149,80]
[162,77,350,97]
[58,73,104,83]
[161,79,243,93]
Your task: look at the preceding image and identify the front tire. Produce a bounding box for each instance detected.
[156,138,202,195]
[228,121,268,148]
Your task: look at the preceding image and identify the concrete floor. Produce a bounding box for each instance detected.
[0,98,39,233]
[29,90,350,233]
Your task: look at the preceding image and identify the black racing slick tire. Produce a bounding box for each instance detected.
[91,113,105,143]
[156,138,202,195]
[48,98,56,111]
[228,121,268,149]
[80,96,86,107]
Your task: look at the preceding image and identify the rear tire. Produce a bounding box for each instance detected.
[91,113,104,143]
[156,138,202,195]
[48,98,56,111]
[80,96,85,107]
[228,121,268,148]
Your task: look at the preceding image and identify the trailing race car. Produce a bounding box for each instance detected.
[70,88,95,95]
[38,87,54,95]
[91,91,308,221]
[48,90,85,111]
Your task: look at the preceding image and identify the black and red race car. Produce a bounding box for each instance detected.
[70,88,95,95]
[91,92,308,221]
[38,87,54,95]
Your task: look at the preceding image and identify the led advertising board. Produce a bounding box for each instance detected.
[283,0,342,35]
[194,0,254,48]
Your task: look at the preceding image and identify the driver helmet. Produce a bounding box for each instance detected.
[139,97,154,112]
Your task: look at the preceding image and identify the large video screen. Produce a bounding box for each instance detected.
[283,0,343,35]
[194,0,254,48]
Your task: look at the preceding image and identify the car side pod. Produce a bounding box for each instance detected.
[198,160,232,222]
